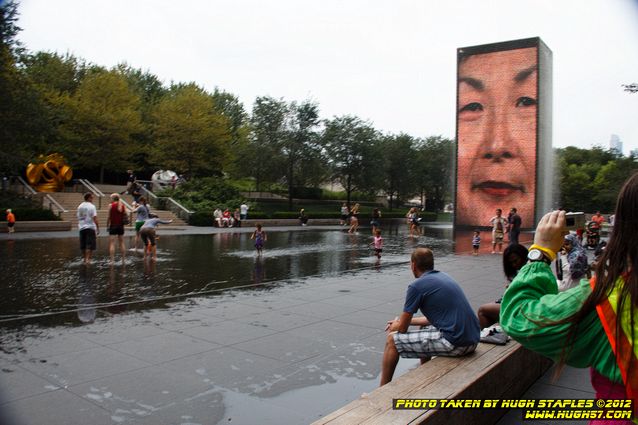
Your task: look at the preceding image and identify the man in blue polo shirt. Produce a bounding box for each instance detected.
[380,247,480,386]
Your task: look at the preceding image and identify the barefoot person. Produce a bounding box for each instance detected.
[250,223,267,256]
[107,193,127,261]
[139,217,172,261]
[77,193,99,264]
[380,247,480,386]
[131,197,150,251]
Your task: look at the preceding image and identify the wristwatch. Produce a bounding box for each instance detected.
[528,248,552,264]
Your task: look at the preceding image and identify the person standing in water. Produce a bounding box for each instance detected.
[140,217,172,261]
[251,223,267,256]
[372,229,384,259]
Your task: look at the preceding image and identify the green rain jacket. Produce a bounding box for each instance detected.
[500,261,622,384]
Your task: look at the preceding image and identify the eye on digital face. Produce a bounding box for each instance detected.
[455,47,538,228]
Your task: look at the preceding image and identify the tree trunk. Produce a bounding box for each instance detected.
[346,174,352,207]
[99,165,105,184]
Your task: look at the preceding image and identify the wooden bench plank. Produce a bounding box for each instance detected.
[313,342,551,425]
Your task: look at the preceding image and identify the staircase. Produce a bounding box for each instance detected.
[49,190,189,229]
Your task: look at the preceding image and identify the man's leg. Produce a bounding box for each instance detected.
[109,235,116,260]
[118,235,125,259]
[380,332,400,386]
[512,230,520,245]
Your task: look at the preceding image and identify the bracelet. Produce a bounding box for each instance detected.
[529,244,556,262]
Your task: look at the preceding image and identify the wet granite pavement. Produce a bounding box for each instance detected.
[0,228,592,425]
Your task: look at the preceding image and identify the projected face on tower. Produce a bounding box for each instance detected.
[456,47,538,228]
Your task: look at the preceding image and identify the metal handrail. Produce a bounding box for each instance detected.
[77,179,104,208]
[43,194,68,216]
[118,198,133,214]
[139,185,158,200]
[15,176,67,216]
[165,197,193,221]
[15,176,37,195]
[80,179,105,197]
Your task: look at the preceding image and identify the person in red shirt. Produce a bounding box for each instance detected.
[222,209,233,227]
[107,193,127,261]
[6,209,15,234]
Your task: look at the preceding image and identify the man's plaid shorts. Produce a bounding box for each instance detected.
[393,325,477,359]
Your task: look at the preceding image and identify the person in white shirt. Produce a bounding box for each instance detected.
[77,193,99,264]
[240,203,249,220]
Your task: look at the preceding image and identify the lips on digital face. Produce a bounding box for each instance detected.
[455,46,538,228]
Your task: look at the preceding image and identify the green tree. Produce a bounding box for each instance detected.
[22,51,86,94]
[149,83,232,178]
[0,1,52,174]
[556,145,621,212]
[378,133,418,210]
[284,100,321,209]
[558,160,592,211]
[416,136,454,211]
[59,69,143,182]
[212,89,250,178]
[244,96,289,191]
[116,64,168,176]
[592,158,638,211]
[322,115,378,206]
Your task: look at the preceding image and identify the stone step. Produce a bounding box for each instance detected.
[43,191,188,227]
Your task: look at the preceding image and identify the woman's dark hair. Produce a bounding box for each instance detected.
[503,244,529,281]
[557,171,638,375]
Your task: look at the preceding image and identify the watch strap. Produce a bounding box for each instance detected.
[529,244,556,262]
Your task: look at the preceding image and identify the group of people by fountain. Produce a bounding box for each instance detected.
[212,203,249,228]
[77,192,172,264]
[381,172,638,423]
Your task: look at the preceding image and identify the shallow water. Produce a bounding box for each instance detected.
[0,225,452,324]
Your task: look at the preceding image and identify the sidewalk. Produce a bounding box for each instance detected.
[0,229,592,425]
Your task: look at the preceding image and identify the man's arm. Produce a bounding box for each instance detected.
[410,316,430,327]
[386,311,413,333]
[93,216,100,234]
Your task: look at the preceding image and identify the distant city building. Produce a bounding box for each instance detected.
[610,134,623,155]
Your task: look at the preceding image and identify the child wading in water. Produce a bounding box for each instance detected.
[251,224,267,256]
[372,229,384,259]
[472,230,481,256]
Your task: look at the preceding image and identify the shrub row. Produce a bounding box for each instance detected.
[3,208,61,221]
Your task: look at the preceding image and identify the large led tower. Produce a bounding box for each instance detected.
[455,37,552,230]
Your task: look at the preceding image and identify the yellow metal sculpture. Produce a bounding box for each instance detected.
[26,154,73,192]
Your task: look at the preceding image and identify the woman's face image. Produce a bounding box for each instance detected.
[456,47,537,227]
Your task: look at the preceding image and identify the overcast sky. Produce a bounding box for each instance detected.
[14,0,638,153]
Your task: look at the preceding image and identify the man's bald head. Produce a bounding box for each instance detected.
[411,247,434,273]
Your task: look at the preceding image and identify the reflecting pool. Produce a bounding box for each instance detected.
[0,225,452,324]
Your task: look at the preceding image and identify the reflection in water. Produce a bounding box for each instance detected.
[0,226,455,425]
[453,228,533,255]
[0,225,453,321]
[252,256,265,285]
[76,266,96,323]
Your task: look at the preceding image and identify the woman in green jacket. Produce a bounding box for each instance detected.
[501,173,638,423]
